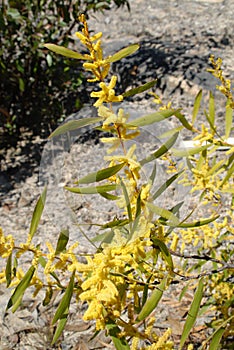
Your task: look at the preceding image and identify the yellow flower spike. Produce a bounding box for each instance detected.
[98,105,117,123]
[97,280,118,303]
[109,75,117,89]
[170,233,179,251]
[83,299,104,322]
[90,32,103,42]
[75,31,88,45]
[90,76,123,106]
[131,337,139,350]
[83,62,99,71]
[94,39,103,57]
[31,275,44,297]
[0,228,15,258]
[0,269,6,284]
[145,316,156,337]
[141,183,151,202]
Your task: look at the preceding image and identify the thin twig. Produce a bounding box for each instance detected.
[169,248,232,266]
[173,264,234,281]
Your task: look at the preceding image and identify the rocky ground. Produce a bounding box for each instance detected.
[0,0,233,349]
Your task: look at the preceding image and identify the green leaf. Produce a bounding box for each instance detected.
[65,184,118,194]
[209,91,215,129]
[43,286,53,306]
[77,163,125,184]
[51,309,69,345]
[49,117,103,138]
[203,315,234,350]
[120,179,132,224]
[142,275,152,308]
[132,109,177,127]
[131,192,142,236]
[136,278,167,321]
[192,90,202,124]
[19,78,25,92]
[29,186,47,240]
[7,266,35,312]
[175,214,219,228]
[44,44,88,60]
[13,257,18,278]
[99,192,120,200]
[101,218,129,230]
[106,44,139,63]
[55,229,69,255]
[5,253,12,287]
[159,126,184,139]
[106,319,130,350]
[164,201,184,237]
[180,279,204,349]
[140,132,179,165]
[225,101,233,139]
[221,160,234,187]
[209,328,225,350]
[179,283,190,302]
[174,111,193,131]
[52,272,75,325]
[92,230,114,244]
[152,171,184,200]
[123,80,157,98]
[151,238,173,269]
[172,144,210,157]
[146,202,180,226]
[149,163,157,185]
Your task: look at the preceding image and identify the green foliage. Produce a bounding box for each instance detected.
[0,0,129,135]
[0,14,233,350]
[180,279,204,349]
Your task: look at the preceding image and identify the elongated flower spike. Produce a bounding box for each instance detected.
[76,14,111,83]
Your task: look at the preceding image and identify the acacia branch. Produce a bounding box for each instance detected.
[169,248,232,266]
[173,264,234,281]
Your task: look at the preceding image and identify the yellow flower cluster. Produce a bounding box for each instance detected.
[180,152,233,205]
[72,235,151,330]
[0,227,14,258]
[210,275,234,306]
[99,105,140,152]
[208,55,234,109]
[44,241,79,276]
[15,234,43,267]
[76,14,109,82]
[179,216,232,252]
[193,124,214,144]
[131,327,173,350]
[0,267,24,287]
[149,92,172,110]
[91,76,123,107]
[76,14,123,106]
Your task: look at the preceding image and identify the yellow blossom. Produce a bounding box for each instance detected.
[105,144,141,180]
[91,76,123,106]
[208,55,234,107]
[187,345,194,350]
[31,274,44,297]
[0,227,14,258]
[74,235,153,329]
[99,106,140,152]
